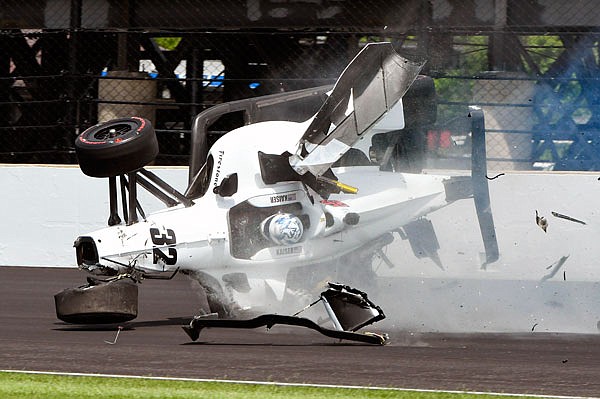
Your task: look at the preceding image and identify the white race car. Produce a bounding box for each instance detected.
[55,43,498,344]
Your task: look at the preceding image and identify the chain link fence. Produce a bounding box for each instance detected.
[1,0,600,171]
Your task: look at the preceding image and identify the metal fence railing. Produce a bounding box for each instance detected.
[1,0,600,171]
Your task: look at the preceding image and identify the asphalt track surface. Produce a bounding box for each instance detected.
[2,266,600,397]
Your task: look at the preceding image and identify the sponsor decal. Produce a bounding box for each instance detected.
[79,136,106,145]
[213,150,224,188]
[270,192,297,204]
[320,199,348,207]
[275,246,302,256]
[131,116,145,132]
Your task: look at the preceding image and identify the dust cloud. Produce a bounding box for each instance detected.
[276,248,600,335]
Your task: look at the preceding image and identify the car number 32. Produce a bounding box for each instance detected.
[149,228,177,265]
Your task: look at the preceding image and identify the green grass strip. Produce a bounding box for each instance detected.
[0,371,542,399]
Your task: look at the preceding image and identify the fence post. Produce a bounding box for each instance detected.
[66,0,82,152]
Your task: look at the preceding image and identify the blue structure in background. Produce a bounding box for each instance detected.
[531,35,600,171]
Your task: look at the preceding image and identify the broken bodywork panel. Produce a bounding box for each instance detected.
[182,283,389,345]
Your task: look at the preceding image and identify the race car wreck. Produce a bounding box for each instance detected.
[53,42,498,345]
[182,282,389,345]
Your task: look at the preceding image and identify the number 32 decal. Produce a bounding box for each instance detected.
[149,228,177,265]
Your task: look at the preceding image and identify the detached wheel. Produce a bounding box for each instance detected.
[75,117,158,177]
[54,278,138,324]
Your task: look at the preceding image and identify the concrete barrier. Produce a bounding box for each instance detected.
[2,164,599,333]
[0,164,186,267]
[1,165,598,281]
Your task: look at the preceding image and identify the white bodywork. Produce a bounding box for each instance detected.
[84,120,453,307]
[74,43,474,311]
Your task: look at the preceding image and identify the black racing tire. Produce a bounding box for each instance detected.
[75,117,158,177]
[54,278,138,324]
[403,75,437,129]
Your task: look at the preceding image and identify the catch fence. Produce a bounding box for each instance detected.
[1,0,600,171]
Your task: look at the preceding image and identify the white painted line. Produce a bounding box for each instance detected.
[2,370,598,399]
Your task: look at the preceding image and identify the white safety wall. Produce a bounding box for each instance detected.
[3,164,600,333]
[1,164,599,283]
[0,165,188,267]
[382,171,600,283]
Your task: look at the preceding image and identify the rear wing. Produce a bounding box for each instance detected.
[290,42,425,177]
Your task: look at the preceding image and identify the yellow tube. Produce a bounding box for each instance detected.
[316,175,359,194]
[335,180,358,194]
